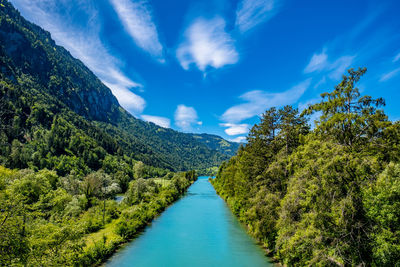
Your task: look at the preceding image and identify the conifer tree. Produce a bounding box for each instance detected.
[304,67,387,147]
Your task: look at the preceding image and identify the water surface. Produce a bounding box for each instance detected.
[106,177,272,267]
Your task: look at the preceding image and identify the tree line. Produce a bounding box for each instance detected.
[0,163,197,266]
[212,68,400,266]
[0,0,237,176]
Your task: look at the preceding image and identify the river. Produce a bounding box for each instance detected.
[106,176,272,267]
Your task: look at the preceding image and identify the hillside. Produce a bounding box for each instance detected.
[190,133,240,157]
[0,0,238,174]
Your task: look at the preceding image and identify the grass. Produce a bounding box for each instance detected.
[83,219,122,248]
[152,178,171,187]
[83,178,171,250]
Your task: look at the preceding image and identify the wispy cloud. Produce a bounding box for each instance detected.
[10,0,146,114]
[304,49,354,80]
[103,81,145,113]
[313,76,326,89]
[141,115,171,128]
[220,123,250,136]
[328,56,354,80]
[380,67,400,82]
[393,52,400,63]
[229,136,247,143]
[176,17,238,71]
[174,104,202,131]
[304,49,330,73]
[221,79,311,123]
[235,0,279,33]
[110,0,164,61]
[304,7,399,87]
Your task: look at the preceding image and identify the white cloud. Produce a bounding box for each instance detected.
[304,49,354,80]
[313,76,326,89]
[141,115,171,128]
[103,82,145,113]
[221,79,311,123]
[220,123,250,136]
[176,17,238,71]
[235,0,279,33]
[230,136,247,143]
[393,52,400,63]
[110,0,164,61]
[380,67,400,82]
[10,0,146,114]
[174,104,202,131]
[304,50,329,73]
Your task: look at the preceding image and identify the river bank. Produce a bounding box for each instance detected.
[210,177,281,266]
[76,176,194,266]
[106,177,272,267]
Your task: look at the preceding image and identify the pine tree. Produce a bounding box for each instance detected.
[304,67,387,147]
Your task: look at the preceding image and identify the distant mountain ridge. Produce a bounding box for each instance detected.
[0,0,239,173]
[190,133,240,156]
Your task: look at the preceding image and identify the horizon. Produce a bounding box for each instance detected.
[10,0,400,142]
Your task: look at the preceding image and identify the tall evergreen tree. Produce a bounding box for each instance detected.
[304,67,387,148]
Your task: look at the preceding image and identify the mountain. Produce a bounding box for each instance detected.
[0,1,238,174]
[190,133,240,157]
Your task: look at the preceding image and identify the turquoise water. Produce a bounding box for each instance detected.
[106,177,272,267]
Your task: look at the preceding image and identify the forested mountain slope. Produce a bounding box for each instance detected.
[0,2,211,265]
[212,68,400,266]
[0,0,238,173]
[190,133,240,157]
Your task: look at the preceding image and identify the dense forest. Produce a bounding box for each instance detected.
[0,165,197,265]
[2,0,399,266]
[212,68,400,266]
[0,0,239,176]
[0,1,218,265]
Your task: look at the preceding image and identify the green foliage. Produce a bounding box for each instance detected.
[0,2,210,265]
[124,178,159,205]
[213,68,400,265]
[0,0,238,178]
[304,67,388,148]
[0,166,194,266]
[276,138,379,265]
[364,163,400,266]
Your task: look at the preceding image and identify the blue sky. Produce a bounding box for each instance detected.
[10,0,400,142]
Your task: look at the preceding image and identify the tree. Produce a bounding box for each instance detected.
[114,171,130,193]
[81,170,119,224]
[11,169,51,204]
[247,107,280,147]
[304,67,387,147]
[133,161,145,179]
[0,190,29,265]
[0,91,12,131]
[0,167,30,265]
[184,170,197,181]
[364,163,400,266]
[278,106,309,155]
[125,178,148,205]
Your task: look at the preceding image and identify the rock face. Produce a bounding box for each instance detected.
[0,1,240,172]
[0,4,119,122]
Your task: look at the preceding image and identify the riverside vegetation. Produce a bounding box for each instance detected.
[1,0,399,266]
[0,1,213,265]
[212,68,400,266]
[0,165,197,265]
